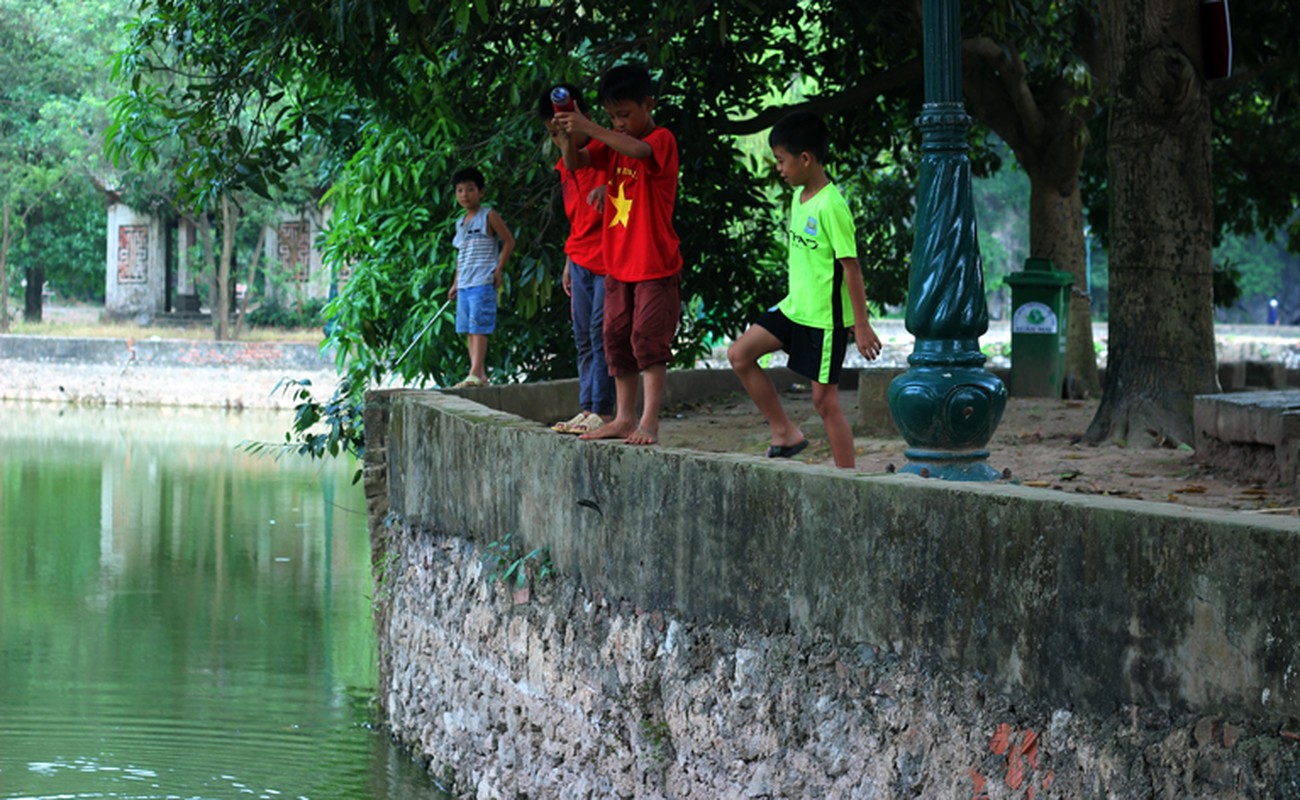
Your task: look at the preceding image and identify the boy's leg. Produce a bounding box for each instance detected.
[580,373,639,440]
[620,274,681,446]
[624,363,665,445]
[458,285,495,383]
[727,325,804,449]
[588,273,614,418]
[466,333,488,382]
[569,260,594,413]
[581,277,640,441]
[812,381,856,468]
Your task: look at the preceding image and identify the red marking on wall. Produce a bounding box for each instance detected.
[1021,728,1040,769]
[968,766,988,799]
[981,723,1051,798]
[990,722,1013,755]
[1007,743,1026,789]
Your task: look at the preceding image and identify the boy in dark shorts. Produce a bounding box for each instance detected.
[728,111,882,468]
[554,64,681,445]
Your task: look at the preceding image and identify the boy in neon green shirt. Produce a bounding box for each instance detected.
[728,111,882,468]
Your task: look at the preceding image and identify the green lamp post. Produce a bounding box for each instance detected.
[886,0,1006,480]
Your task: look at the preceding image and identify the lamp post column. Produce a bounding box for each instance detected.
[886,0,1006,480]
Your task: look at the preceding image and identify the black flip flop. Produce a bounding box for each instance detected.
[766,439,809,459]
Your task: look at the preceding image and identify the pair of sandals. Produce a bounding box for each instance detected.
[552,411,604,435]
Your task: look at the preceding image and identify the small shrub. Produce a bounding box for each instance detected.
[481,533,554,588]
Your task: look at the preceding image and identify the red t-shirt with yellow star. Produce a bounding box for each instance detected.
[585,126,682,282]
[555,158,607,275]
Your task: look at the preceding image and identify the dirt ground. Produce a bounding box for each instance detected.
[652,387,1299,517]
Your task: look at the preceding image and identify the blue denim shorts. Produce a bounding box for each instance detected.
[455,284,497,334]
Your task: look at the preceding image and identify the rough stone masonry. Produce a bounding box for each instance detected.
[365,387,1300,798]
[374,521,1300,799]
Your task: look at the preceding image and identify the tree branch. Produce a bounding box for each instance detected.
[963,36,1044,144]
[717,58,924,136]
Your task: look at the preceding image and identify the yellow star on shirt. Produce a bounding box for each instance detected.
[608,181,632,228]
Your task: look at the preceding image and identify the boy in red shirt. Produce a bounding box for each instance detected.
[555,64,682,445]
[539,84,612,435]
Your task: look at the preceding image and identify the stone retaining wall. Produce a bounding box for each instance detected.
[0,333,330,369]
[365,384,1300,798]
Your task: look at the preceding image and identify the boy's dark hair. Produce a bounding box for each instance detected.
[536,83,588,119]
[451,167,485,189]
[769,111,830,165]
[597,63,655,106]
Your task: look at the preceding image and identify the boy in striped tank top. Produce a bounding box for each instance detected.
[448,166,515,388]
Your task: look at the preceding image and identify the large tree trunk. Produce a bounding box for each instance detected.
[1088,0,1217,446]
[23,265,44,323]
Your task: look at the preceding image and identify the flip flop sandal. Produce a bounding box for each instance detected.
[552,412,589,433]
[766,439,809,459]
[568,413,605,435]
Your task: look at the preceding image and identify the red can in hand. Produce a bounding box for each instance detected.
[551,86,575,114]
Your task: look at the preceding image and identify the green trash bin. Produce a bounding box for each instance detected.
[1004,257,1074,397]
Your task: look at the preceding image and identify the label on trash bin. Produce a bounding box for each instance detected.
[1012,301,1058,334]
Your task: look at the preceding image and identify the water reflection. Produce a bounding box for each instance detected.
[0,403,442,800]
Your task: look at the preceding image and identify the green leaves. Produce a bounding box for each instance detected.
[242,376,366,482]
[482,533,554,588]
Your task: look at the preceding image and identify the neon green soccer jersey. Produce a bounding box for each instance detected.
[776,183,858,329]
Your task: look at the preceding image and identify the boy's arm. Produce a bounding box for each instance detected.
[583,125,653,160]
[488,210,515,288]
[840,258,881,360]
[554,110,653,160]
[555,114,593,170]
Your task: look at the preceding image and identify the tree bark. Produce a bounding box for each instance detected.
[1088,0,1217,445]
[216,194,236,341]
[23,265,44,323]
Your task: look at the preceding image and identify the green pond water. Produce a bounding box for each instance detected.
[0,404,444,799]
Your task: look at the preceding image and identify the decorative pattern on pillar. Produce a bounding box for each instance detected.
[886,0,1006,480]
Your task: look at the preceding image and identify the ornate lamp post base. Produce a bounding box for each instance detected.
[888,339,1007,481]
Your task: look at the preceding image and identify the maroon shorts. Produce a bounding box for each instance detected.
[603,274,681,375]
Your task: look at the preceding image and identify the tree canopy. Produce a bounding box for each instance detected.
[109,0,938,390]
[0,0,132,323]
[107,0,1300,442]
